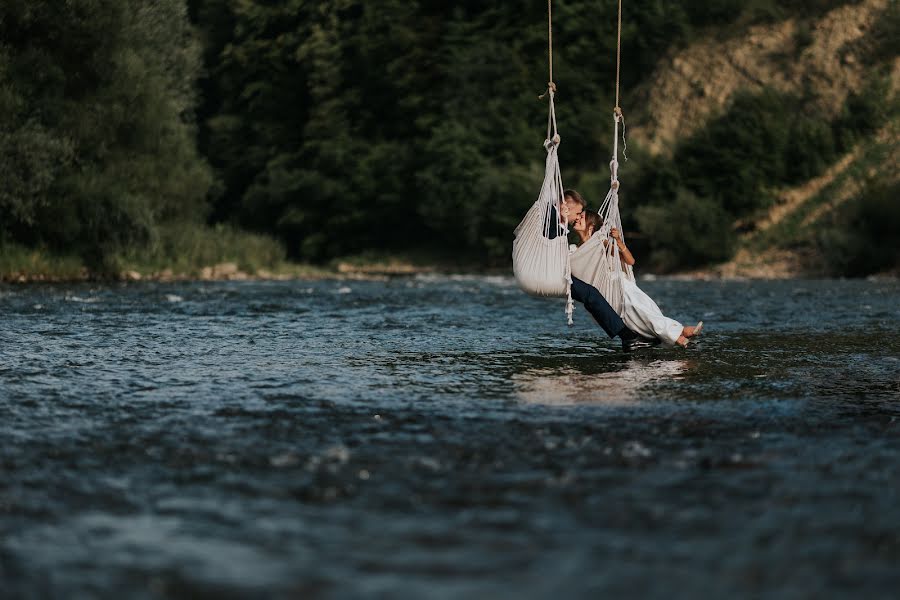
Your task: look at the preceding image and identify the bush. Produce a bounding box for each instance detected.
[635,189,736,271]
[674,88,844,217]
[0,0,212,264]
[114,223,286,276]
[0,243,84,281]
[834,72,897,152]
[818,180,900,276]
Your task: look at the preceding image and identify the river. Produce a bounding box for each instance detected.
[1,277,898,598]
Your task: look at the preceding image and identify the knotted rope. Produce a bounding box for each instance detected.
[591,0,634,313]
[540,0,573,324]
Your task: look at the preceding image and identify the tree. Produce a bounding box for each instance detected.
[0,0,211,267]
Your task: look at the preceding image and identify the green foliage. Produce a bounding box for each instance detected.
[0,243,84,281]
[627,71,895,269]
[0,0,211,269]
[191,0,787,263]
[114,223,286,275]
[2,0,893,276]
[834,71,897,151]
[851,0,900,65]
[673,89,842,216]
[0,122,74,229]
[817,180,900,276]
[194,0,427,260]
[635,190,736,271]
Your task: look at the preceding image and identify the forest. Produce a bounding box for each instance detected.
[1,0,897,278]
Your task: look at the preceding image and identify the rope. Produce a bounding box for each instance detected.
[539,0,556,99]
[566,0,634,320]
[612,0,627,166]
[534,0,573,324]
[548,0,553,88]
[615,0,622,111]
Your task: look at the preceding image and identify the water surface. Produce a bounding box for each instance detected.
[1,277,898,598]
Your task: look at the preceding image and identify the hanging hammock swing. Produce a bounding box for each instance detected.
[512,0,635,322]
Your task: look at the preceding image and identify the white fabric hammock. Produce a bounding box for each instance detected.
[513,0,632,327]
[572,228,685,345]
[569,110,687,345]
[568,109,633,315]
[512,90,575,324]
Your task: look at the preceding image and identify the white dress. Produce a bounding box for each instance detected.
[570,235,685,345]
[618,273,684,345]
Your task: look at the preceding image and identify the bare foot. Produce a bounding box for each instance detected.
[676,335,689,348]
[683,321,704,338]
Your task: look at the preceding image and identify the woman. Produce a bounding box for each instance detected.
[572,210,703,347]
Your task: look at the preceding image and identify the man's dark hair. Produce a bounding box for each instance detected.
[563,189,585,209]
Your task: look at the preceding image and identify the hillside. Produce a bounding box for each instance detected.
[627,0,899,277]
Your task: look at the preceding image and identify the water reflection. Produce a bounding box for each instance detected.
[513,359,689,405]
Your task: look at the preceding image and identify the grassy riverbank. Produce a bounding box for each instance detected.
[3,202,897,283]
[5,244,897,283]
[0,229,505,283]
[0,225,321,283]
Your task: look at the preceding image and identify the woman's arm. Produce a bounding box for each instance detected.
[610,228,636,266]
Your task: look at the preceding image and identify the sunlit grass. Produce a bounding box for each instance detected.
[112,223,286,276]
[0,244,85,281]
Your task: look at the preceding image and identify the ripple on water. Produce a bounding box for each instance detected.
[1,278,899,597]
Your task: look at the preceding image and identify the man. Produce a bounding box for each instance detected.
[548,190,658,353]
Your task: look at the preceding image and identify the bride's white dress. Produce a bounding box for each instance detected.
[569,234,684,345]
[617,273,684,345]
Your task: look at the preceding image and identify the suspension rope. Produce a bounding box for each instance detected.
[539,0,556,99]
[615,0,622,111]
[612,0,627,170]
[548,0,553,88]
[608,0,628,282]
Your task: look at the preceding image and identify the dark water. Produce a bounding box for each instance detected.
[1,277,898,599]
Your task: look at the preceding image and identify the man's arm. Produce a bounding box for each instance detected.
[544,204,565,240]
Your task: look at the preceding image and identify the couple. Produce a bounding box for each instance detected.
[550,190,702,352]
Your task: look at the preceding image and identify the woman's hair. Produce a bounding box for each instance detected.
[584,211,603,234]
[563,189,585,210]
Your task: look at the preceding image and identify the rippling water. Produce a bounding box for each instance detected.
[1,277,898,598]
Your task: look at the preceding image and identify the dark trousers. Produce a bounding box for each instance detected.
[570,276,625,338]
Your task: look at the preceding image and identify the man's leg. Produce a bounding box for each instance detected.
[569,276,628,339]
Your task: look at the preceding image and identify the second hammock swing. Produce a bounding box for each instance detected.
[512,0,635,323]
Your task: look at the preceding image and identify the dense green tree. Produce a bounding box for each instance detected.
[818,179,900,276]
[0,0,210,266]
[2,0,892,273]
[190,0,743,261]
[193,1,422,259]
[636,190,736,270]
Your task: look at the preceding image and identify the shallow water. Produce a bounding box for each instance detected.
[1,277,898,598]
